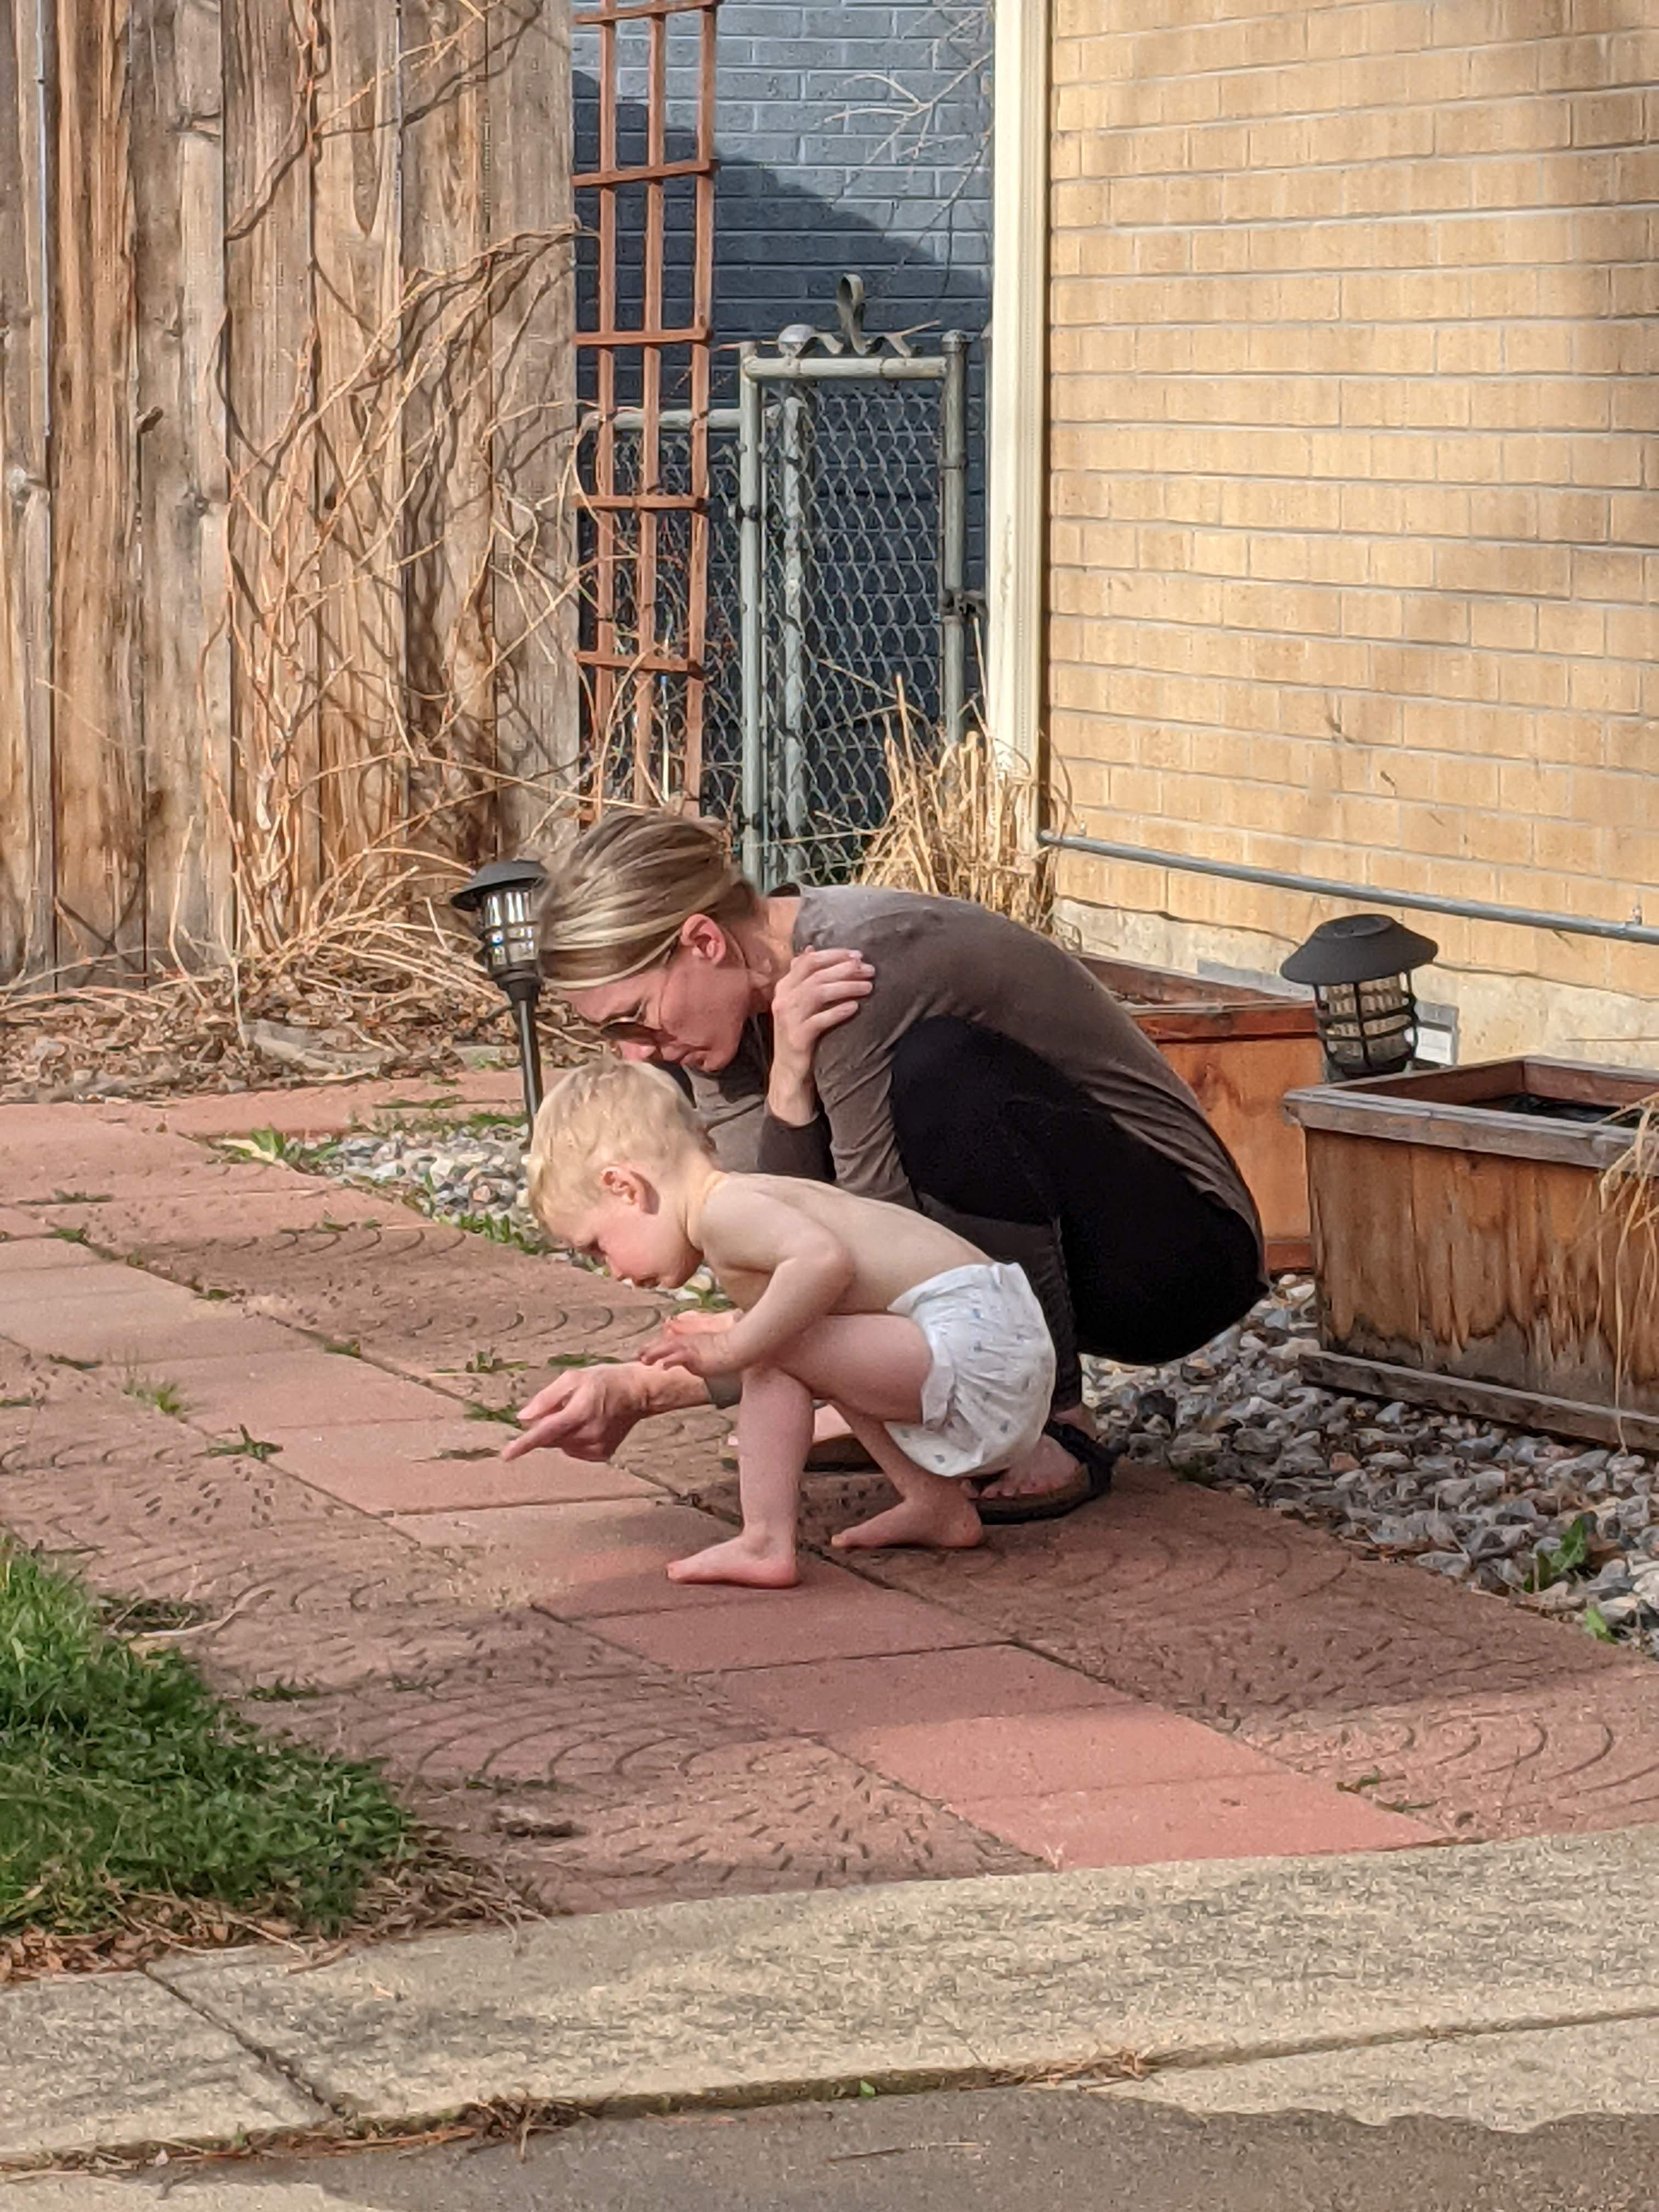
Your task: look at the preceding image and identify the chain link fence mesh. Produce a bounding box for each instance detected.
[749,379,948,885]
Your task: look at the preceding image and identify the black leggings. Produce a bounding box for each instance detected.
[889,1018,1265,1407]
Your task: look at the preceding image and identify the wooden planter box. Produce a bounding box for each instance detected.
[1285,1056,1659,1447]
[1081,956,1324,1274]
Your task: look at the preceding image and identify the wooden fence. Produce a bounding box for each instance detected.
[0,0,575,988]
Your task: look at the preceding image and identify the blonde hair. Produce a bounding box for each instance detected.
[526,1059,712,1232]
[534,811,758,992]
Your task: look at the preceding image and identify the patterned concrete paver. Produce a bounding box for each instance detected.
[273,1422,657,1514]
[3,1081,1657,1945]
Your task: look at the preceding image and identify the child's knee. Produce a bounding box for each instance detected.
[740,1362,797,1397]
[737,1364,814,1423]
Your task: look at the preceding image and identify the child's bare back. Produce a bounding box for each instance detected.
[696,1172,982,1318]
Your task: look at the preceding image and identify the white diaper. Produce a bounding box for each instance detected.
[884,1261,1056,1481]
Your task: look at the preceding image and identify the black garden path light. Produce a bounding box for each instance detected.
[452,856,548,1123]
[1280,913,1440,1081]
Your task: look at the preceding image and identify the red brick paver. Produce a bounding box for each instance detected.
[4,1081,1656,1931]
[701,1646,1132,1734]
[956,1773,1435,1869]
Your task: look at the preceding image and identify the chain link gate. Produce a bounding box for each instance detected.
[735,278,970,888]
[579,275,971,884]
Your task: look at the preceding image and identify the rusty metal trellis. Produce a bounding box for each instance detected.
[573,0,719,809]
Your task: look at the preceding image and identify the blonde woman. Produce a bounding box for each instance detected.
[504,810,1265,1522]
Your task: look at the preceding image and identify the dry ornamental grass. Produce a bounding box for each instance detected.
[859,692,1057,934]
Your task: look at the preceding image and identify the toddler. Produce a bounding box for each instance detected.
[524,1059,1056,1587]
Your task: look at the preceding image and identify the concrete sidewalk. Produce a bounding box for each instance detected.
[5,1829,1659,2165]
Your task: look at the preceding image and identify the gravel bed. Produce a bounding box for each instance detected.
[306,1121,1659,1660]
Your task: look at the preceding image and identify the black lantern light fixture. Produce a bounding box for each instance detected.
[452,856,548,1124]
[1280,913,1439,1081]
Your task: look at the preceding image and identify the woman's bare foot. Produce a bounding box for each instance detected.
[973,1404,1097,1502]
[667,1534,799,1588]
[831,1490,984,1552]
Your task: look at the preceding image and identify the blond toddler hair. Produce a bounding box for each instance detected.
[526,1059,712,1232]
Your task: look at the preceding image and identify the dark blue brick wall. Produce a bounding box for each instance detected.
[573,0,990,502]
[704,1,990,364]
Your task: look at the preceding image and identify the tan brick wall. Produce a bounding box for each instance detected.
[1047,0,1659,1062]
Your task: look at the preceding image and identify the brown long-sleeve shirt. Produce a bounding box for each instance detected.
[688,886,1261,1240]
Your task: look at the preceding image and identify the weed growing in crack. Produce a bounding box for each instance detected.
[206,1427,281,1463]
[123,1375,188,1419]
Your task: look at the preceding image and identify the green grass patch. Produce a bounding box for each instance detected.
[0,1547,413,1934]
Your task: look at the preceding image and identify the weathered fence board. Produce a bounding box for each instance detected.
[49,0,144,980]
[223,0,323,938]
[315,0,406,880]
[132,0,233,967]
[0,0,55,980]
[1,0,574,988]
[490,0,580,850]
[401,0,494,861]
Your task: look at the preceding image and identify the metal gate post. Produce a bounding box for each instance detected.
[737,349,765,885]
[779,385,814,872]
[940,330,969,751]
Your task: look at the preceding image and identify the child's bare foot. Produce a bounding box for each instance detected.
[667,1534,799,1588]
[831,1491,984,1553]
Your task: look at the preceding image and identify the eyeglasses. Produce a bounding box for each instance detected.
[591,952,678,1046]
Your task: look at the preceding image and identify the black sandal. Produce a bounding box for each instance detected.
[972,1420,1118,1525]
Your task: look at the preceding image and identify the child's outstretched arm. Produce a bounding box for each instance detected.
[640,1183,853,1376]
